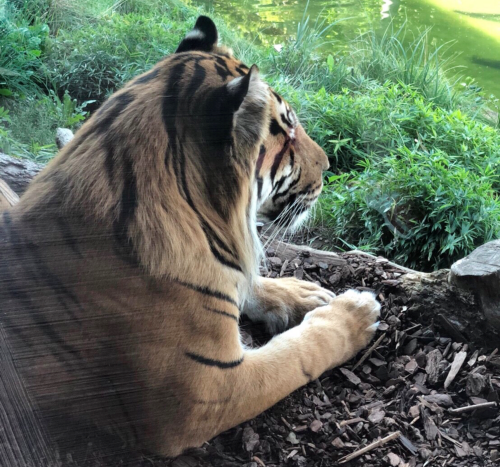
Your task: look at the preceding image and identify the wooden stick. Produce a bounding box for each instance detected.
[449,401,498,414]
[439,430,462,447]
[339,417,366,427]
[338,431,401,464]
[352,333,386,372]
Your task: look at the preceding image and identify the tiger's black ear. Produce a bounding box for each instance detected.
[175,16,218,54]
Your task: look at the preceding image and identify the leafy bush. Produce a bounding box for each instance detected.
[3,90,91,161]
[321,148,500,270]
[43,11,196,102]
[309,82,500,270]
[0,16,48,96]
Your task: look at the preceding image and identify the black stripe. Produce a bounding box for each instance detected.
[103,140,115,186]
[204,306,238,321]
[113,150,137,255]
[185,352,243,369]
[280,113,291,127]
[96,92,134,124]
[186,61,207,100]
[214,62,232,80]
[272,90,282,104]
[270,139,291,182]
[270,118,287,137]
[256,144,266,174]
[162,58,241,271]
[175,279,238,307]
[257,176,263,199]
[272,172,291,196]
[96,92,135,184]
[134,68,159,84]
[178,144,241,271]
[255,145,266,199]
[214,55,231,70]
[201,223,237,260]
[299,182,314,196]
[235,66,247,75]
[273,168,301,202]
[207,239,242,272]
[162,60,186,158]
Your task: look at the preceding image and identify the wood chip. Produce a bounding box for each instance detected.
[339,367,361,385]
[444,351,467,389]
[309,420,323,432]
[386,452,401,466]
[425,349,443,385]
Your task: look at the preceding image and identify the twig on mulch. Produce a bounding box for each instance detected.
[449,402,498,414]
[351,332,386,372]
[338,431,401,464]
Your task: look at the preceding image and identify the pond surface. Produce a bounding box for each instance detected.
[186,0,500,99]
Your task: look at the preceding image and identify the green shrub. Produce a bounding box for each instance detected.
[0,16,48,96]
[43,11,196,102]
[3,90,92,161]
[321,148,500,270]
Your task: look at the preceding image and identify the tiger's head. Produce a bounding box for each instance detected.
[174,16,329,231]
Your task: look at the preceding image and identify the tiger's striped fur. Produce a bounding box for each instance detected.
[0,16,380,461]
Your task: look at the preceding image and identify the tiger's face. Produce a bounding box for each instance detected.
[255,94,329,229]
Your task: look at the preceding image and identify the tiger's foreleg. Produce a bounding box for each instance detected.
[242,276,336,334]
[168,290,379,456]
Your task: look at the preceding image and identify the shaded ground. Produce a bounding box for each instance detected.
[76,246,499,467]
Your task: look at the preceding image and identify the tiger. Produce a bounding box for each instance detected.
[0,16,380,462]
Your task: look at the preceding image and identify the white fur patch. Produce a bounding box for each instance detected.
[184,29,205,40]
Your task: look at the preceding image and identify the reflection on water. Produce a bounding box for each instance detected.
[187,0,500,99]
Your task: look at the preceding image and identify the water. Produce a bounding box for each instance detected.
[186,0,500,99]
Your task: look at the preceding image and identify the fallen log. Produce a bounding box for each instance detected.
[0,152,43,195]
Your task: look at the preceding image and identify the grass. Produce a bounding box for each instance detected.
[1,0,500,270]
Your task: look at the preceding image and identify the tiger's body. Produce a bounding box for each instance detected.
[0,17,379,462]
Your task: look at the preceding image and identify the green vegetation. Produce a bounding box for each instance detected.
[1,0,500,270]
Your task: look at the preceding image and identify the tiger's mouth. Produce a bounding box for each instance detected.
[257,191,320,232]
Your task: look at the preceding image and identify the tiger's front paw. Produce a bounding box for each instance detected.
[245,277,335,335]
[304,289,381,357]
